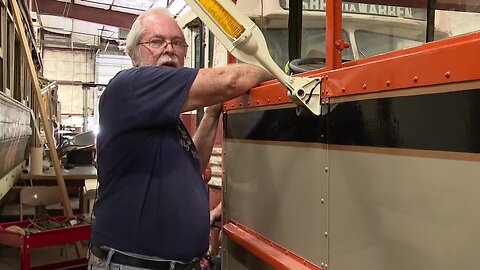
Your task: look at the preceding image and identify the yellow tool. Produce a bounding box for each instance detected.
[185,0,322,115]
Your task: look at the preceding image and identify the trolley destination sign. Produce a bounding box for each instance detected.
[280,0,427,20]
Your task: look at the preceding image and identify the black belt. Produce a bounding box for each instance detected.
[90,245,200,270]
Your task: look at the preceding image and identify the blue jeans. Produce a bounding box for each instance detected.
[87,247,202,270]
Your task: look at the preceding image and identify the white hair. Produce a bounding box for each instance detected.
[125,7,172,66]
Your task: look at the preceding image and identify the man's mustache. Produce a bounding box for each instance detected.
[157,55,179,67]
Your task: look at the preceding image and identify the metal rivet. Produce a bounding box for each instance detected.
[325,75,329,80]
[247,101,250,105]
[256,100,260,104]
[285,250,289,255]
[321,198,325,204]
[413,76,418,82]
[239,103,242,107]
[325,167,328,172]
[363,84,367,90]
[267,99,270,103]
[386,80,390,86]
[342,87,345,93]
[445,71,450,78]
[324,232,328,237]
[278,97,282,101]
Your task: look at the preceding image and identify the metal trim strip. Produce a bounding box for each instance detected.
[224,220,324,270]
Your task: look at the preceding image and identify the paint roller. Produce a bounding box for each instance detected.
[184,0,322,115]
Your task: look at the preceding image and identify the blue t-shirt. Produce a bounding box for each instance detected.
[91,66,209,261]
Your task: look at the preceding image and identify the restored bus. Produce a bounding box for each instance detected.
[180,0,480,269]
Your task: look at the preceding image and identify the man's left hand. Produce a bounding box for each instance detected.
[205,103,222,118]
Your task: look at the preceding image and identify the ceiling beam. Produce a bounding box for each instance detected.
[33,0,138,29]
[167,0,176,8]
[351,0,479,12]
[174,4,187,18]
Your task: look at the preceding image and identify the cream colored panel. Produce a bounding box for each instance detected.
[329,149,480,270]
[224,141,328,268]
[57,84,83,115]
[43,49,95,82]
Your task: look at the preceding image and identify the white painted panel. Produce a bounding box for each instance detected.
[95,54,132,85]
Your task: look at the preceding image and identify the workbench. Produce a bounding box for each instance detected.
[20,165,97,214]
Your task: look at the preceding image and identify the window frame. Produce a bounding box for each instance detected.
[0,3,6,93]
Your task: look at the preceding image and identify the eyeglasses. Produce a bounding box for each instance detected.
[138,38,188,50]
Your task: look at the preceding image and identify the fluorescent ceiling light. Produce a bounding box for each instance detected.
[152,0,168,7]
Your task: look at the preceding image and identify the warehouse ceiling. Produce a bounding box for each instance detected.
[31,0,479,50]
[31,0,189,49]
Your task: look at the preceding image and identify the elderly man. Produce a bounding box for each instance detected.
[89,6,272,270]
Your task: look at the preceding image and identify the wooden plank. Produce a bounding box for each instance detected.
[9,0,83,257]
